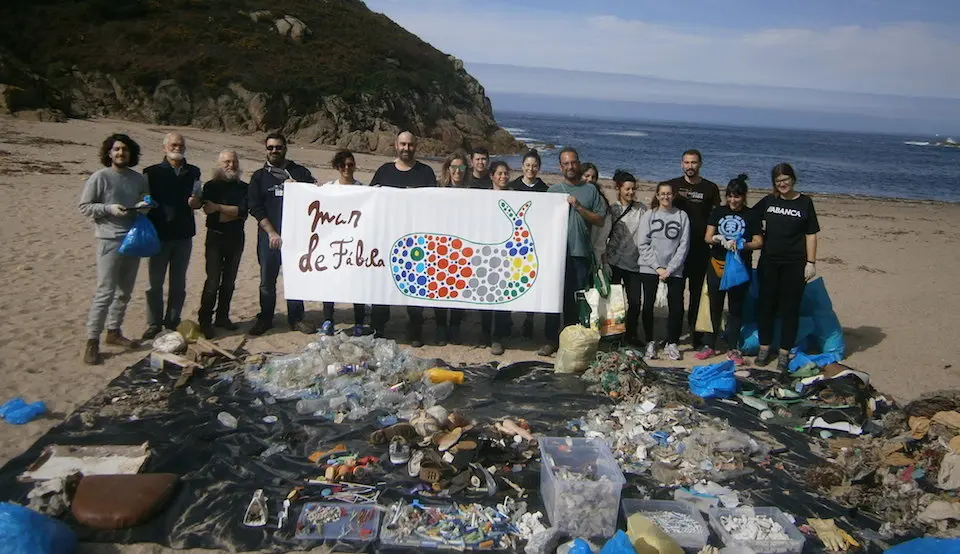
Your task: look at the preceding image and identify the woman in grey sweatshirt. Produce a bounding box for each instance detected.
[635,182,690,361]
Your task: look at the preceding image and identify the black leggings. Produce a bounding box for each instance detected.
[639,274,684,344]
[323,302,366,326]
[757,260,806,351]
[610,265,643,340]
[705,265,749,350]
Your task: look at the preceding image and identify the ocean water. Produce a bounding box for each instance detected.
[494,111,960,202]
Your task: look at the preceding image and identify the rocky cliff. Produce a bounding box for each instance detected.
[0,0,523,155]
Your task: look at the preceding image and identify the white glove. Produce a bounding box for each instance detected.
[105,204,127,217]
[804,262,817,281]
[134,200,152,215]
[724,239,738,252]
[711,234,724,245]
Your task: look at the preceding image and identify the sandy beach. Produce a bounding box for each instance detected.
[1,115,958,553]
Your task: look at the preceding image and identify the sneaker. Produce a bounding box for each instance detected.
[407,326,424,348]
[83,339,101,365]
[490,342,505,356]
[776,351,791,373]
[644,341,659,360]
[665,343,682,361]
[164,320,181,331]
[727,349,745,365]
[320,320,335,336]
[755,346,774,367]
[448,324,462,345]
[389,436,411,465]
[436,326,448,347]
[214,317,238,330]
[248,319,273,336]
[141,325,162,341]
[694,346,715,361]
[199,322,216,339]
[105,329,138,349]
[537,343,558,356]
[291,320,317,334]
[407,450,424,478]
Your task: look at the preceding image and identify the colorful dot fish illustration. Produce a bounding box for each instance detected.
[389,200,537,304]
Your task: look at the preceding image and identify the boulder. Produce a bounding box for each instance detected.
[274,15,310,42]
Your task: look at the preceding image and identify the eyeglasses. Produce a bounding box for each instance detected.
[266,145,285,151]
[775,177,792,184]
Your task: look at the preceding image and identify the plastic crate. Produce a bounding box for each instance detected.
[378,502,516,550]
[294,502,380,541]
[707,506,805,554]
[622,499,709,550]
[539,436,625,539]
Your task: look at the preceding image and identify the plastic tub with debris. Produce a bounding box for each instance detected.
[707,506,805,554]
[622,499,709,550]
[539,436,625,539]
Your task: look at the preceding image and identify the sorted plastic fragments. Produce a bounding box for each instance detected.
[380,500,521,550]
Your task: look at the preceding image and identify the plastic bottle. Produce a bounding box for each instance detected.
[217,411,238,429]
[328,396,348,410]
[423,381,455,404]
[296,398,328,415]
[424,368,464,385]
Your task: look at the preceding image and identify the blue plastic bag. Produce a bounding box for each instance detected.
[0,502,77,554]
[720,240,750,290]
[568,538,596,554]
[599,530,635,554]
[885,538,960,554]
[119,214,161,257]
[0,397,47,424]
[689,360,737,399]
[788,351,843,372]
[739,316,815,355]
[801,277,845,357]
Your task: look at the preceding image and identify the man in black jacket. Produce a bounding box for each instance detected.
[142,133,203,340]
[247,133,317,336]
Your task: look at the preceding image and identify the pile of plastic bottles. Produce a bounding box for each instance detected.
[245,334,455,422]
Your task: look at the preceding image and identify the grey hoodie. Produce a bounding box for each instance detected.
[635,207,690,277]
[79,167,150,239]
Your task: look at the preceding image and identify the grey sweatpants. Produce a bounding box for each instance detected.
[86,238,141,340]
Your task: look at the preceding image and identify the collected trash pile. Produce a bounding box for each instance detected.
[1,326,958,554]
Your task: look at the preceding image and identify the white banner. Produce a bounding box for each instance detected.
[281,183,569,312]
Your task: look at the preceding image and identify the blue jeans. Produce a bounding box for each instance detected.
[145,238,192,328]
[257,232,305,325]
[545,255,592,342]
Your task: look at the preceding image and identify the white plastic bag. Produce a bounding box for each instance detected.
[554,325,600,374]
[584,284,627,337]
[654,280,668,309]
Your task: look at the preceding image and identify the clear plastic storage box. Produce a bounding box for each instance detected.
[622,499,709,550]
[707,506,805,554]
[539,436,625,539]
[294,502,380,541]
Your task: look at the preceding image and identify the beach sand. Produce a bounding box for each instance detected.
[1,115,958,553]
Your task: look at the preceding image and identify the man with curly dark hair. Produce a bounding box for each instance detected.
[78,134,152,364]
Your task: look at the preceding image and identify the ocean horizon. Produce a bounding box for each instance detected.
[490,110,960,203]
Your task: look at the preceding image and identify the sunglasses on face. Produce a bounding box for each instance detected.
[451,165,467,171]
[266,145,285,151]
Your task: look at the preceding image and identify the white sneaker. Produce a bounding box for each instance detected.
[665,343,682,361]
[644,341,658,360]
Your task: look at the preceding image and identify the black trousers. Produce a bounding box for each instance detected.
[757,259,807,351]
[685,246,710,346]
[435,308,465,328]
[480,311,513,342]
[639,274,684,344]
[705,264,750,350]
[610,265,643,341]
[322,302,366,327]
[545,256,592,342]
[371,305,425,338]
[198,229,244,323]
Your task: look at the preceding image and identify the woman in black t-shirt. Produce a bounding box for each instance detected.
[698,174,763,365]
[753,163,820,372]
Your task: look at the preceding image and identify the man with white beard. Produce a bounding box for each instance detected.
[142,133,203,339]
[196,150,248,338]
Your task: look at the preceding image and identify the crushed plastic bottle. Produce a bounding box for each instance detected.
[422,381,455,408]
[218,411,238,429]
[296,398,328,415]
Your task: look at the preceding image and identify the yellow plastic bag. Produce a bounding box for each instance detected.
[695,281,713,334]
[555,324,600,373]
[627,514,684,554]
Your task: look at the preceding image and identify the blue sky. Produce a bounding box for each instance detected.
[365,0,960,99]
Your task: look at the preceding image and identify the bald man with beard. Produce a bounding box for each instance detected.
[142,133,203,340]
[369,131,437,347]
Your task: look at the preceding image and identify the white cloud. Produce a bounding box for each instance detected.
[364,0,960,98]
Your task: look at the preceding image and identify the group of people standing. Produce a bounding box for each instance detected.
[78,130,819,374]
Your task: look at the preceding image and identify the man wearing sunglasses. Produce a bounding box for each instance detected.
[248,133,318,336]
